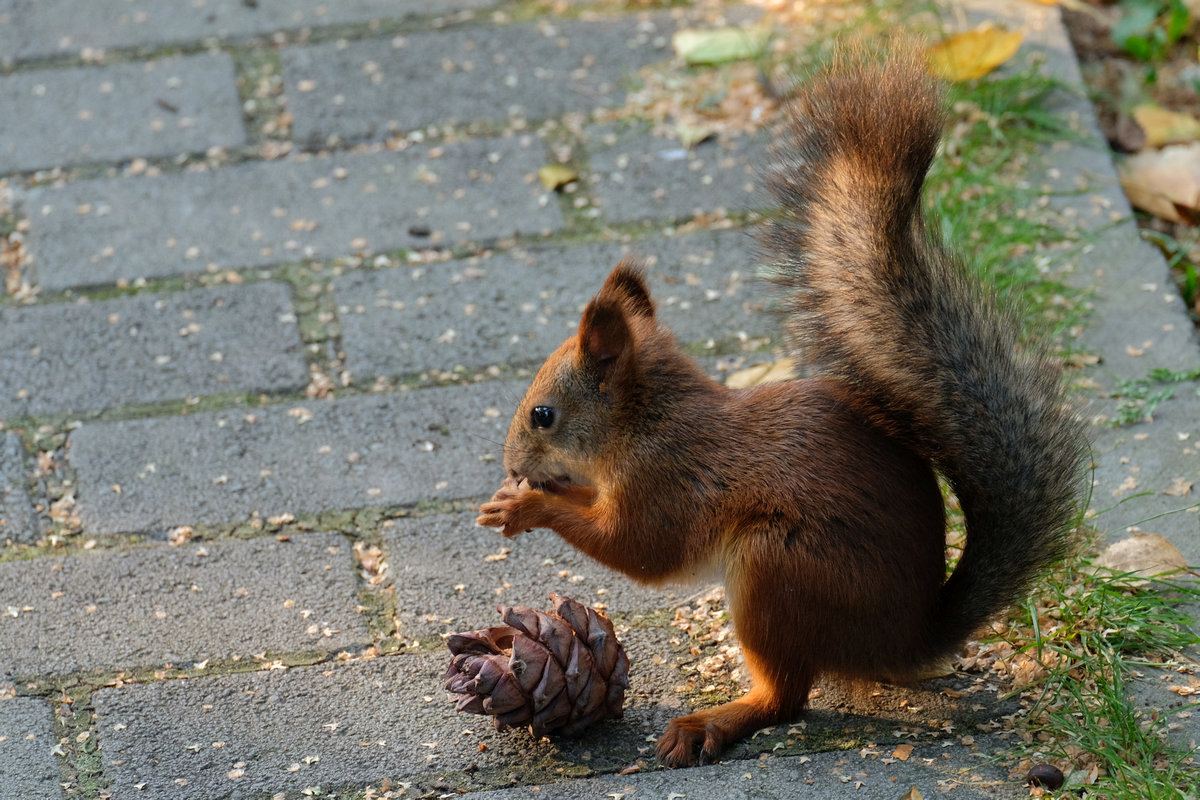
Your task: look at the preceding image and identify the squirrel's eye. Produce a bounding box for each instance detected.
[530,406,556,429]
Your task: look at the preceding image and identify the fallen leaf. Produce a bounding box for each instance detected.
[927,24,1024,82]
[1009,652,1049,688]
[483,547,511,563]
[1117,143,1200,224]
[912,656,956,680]
[725,358,797,389]
[675,123,715,149]
[892,743,915,761]
[1132,105,1200,148]
[537,164,578,191]
[1163,477,1193,496]
[899,788,925,800]
[1092,533,1189,583]
[671,26,771,66]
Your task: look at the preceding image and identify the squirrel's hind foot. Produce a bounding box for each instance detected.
[656,687,793,767]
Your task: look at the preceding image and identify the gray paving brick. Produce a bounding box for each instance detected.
[334,230,765,381]
[68,382,516,535]
[0,0,495,62]
[281,17,672,144]
[0,696,61,800]
[460,742,1023,800]
[382,512,680,642]
[24,136,561,291]
[0,54,244,174]
[0,282,308,419]
[0,433,38,545]
[90,636,691,800]
[586,124,767,223]
[0,532,366,678]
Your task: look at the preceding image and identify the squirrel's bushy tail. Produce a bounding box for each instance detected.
[760,49,1086,655]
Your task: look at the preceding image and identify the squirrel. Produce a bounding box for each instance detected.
[476,49,1086,767]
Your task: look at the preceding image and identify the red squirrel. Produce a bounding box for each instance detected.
[476,51,1085,766]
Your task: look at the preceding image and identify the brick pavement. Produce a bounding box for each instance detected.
[1,1,1197,798]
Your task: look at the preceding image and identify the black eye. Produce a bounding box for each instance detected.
[530,406,556,429]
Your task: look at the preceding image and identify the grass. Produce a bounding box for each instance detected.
[1005,561,1200,797]
[1108,366,1200,426]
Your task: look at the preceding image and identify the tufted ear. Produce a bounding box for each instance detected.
[577,260,653,376]
[596,258,655,319]
[578,262,662,388]
[578,293,631,366]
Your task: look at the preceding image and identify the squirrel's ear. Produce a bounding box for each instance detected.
[596,259,655,320]
[578,299,630,366]
[578,260,653,375]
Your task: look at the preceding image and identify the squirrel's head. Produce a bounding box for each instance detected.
[502,259,656,493]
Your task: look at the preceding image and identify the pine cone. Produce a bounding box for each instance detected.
[444,592,630,737]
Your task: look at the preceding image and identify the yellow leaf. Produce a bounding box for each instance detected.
[1132,105,1200,148]
[675,123,715,149]
[537,164,578,191]
[927,24,1024,82]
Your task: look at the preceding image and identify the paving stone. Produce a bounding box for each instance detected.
[24,136,561,291]
[0,532,366,678]
[0,433,38,545]
[281,17,672,144]
[333,230,765,380]
[585,124,768,224]
[0,282,308,419]
[0,0,496,62]
[0,696,61,800]
[381,512,682,642]
[89,635,695,800]
[68,382,517,535]
[0,54,244,174]
[459,741,1024,800]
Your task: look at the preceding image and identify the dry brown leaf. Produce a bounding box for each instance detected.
[892,743,915,761]
[1163,476,1194,496]
[899,787,925,800]
[912,655,956,680]
[1008,652,1049,688]
[927,24,1023,82]
[1117,143,1200,224]
[1092,533,1189,582]
[1132,105,1200,148]
[725,358,797,389]
[483,547,511,563]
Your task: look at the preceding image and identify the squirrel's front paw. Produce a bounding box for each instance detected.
[476,478,540,537]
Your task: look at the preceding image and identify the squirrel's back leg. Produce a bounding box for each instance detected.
[658,547,815,767]
[656,646,812,767]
